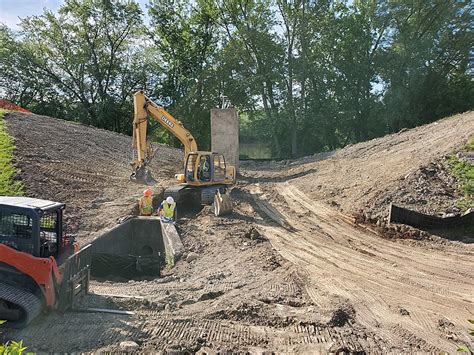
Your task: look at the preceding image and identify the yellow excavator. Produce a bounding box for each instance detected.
[131,90,235,216]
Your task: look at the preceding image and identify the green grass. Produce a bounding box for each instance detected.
[0,109,24,196]
[465,136,474,151]
[448,137,474,210]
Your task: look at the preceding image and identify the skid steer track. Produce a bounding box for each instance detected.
[0,282,43,328]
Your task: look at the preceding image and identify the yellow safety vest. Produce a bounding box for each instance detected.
[161,202,176,218]
[139,196,153,215]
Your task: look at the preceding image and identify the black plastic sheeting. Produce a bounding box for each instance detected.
[389,203,474,229]
[91,253,161,279]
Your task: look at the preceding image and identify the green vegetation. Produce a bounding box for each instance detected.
[448,138,474,210]
[0,340,28,355]
[0,109,24,196]
[457,319,474,353]
[0,1,473,157]
[0,321,29,355]
[465,137,474,152]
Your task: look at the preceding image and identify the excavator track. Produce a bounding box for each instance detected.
[0,282,43,328]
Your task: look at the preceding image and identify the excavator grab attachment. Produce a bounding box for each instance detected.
[214,190,233,216]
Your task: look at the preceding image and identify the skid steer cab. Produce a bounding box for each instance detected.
[0,196,91,327]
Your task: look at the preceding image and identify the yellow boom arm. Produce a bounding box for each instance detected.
[132,90,198,168]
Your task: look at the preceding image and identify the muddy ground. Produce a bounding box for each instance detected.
[2,111,474,353]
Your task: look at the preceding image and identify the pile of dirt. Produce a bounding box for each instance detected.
[242,111,473,225]
[367,159,462,219]
[4,111,182,244]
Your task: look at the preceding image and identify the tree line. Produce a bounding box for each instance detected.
[1,0,472,158]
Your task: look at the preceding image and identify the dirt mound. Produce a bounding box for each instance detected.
[4,111,182,243]
[242,111,473,219]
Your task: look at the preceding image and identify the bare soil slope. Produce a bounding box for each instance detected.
[238,111,474,352]
[242,111,473,220]
[5,111,182,244]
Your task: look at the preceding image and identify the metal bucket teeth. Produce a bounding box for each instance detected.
[130,166,156,185]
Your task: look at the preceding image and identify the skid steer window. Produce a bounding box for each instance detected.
[0,212,32,238]
[40,211,58,257]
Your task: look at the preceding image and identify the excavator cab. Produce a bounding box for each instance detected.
[181,152,234,185]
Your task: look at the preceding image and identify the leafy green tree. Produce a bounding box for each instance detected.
[1,0,146,133]
[381,0,473,131]
[146,0,222,149]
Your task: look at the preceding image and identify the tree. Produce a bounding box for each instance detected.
[1,0,147,134]
[146,0,222,149]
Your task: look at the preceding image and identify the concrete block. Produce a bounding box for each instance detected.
[211,108,239,172]
[160,220,184,266]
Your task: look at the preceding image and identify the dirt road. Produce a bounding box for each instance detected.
[247,181,473,353]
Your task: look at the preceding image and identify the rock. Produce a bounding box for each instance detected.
[120,341,139,351]
[196,347,217,355]
[398,307,410,316]
[186,252,198,263]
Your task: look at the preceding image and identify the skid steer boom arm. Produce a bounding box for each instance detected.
[132,90,198,170]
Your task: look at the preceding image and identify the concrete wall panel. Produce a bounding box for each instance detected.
[211,108,239,172]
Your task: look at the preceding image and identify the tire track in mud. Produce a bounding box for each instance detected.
[249,182,474,353]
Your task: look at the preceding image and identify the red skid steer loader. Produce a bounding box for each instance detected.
[0,197,91,327]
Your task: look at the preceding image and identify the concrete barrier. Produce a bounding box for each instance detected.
[211,108,239,172]
[90,217,183,276]
[91,217,164,257]
[160,220,184,267]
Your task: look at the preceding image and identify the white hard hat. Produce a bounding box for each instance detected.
[166,196,175,204]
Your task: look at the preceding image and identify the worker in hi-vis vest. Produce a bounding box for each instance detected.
[158,196,177,222]
[138,188,154,216]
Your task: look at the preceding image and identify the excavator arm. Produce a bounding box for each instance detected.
[131,90,198,183]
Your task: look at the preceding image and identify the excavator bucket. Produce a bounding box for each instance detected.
[130,165,156,186]
[214,190,233,216]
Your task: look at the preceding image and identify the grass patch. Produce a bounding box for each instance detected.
[0,109,24,196]
[465,136,474,151]
[448,137,474,210]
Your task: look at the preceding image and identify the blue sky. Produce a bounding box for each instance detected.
[0,0,149,29]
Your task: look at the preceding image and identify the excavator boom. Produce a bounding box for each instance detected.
[133,91,198,162]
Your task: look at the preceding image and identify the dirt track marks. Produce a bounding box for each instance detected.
[251,182,474,352]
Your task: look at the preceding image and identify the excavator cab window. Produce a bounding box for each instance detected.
[213,154,226,181]
[198,155,211,182]
[186,154,198,181]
